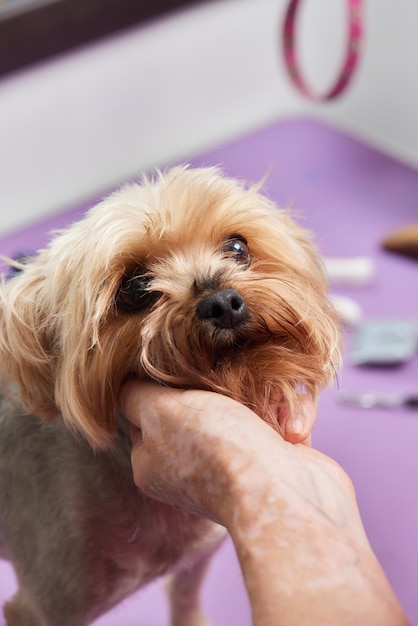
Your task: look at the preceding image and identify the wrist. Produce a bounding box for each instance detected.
[223,470,409,626]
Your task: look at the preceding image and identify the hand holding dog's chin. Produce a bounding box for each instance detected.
[120,381,409,626]
[119,380,352,531]
[119,379,302,523]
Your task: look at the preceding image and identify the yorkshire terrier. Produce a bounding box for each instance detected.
[0,167,341,626]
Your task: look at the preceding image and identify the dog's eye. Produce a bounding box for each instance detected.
[222,236,251,268]
[117,269,161,312]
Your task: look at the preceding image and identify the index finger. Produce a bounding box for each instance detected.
[119,380,176,430]
[119,380,205,432]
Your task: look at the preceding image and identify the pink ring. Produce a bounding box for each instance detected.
[282,0,364,101]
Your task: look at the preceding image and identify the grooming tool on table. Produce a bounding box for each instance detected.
[328,294,363,327]
[338,391,418,409]
[324,256,375,287]
[350,318,418,366]
[382,223,418,260]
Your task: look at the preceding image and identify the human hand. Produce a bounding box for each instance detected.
[119,380,341,529]
[120,381,409,626]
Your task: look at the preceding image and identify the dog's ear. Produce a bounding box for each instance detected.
[0,263,57,420]
[53,277,127,450]
[0,258,121,449]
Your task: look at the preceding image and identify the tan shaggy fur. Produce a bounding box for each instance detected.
[0,167,341,625]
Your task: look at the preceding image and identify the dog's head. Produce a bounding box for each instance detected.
[0,167,341,447]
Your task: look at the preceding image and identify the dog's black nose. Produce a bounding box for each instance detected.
[196,288,246,329]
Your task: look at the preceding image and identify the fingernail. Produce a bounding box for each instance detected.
[293,415,305,434]
[285,411,305,435]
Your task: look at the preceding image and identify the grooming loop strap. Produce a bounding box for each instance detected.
[282,0,364,101]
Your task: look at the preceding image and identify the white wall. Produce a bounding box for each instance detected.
[0,0,417,236]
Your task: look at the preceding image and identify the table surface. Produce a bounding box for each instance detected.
[1,117,418,625]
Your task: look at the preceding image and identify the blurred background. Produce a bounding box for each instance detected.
[1,0,418,235]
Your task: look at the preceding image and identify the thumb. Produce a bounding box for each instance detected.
[279,396,318,445]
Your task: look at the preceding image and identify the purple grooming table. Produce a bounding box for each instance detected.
[1,117,418,625]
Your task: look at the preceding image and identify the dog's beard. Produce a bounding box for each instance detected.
[136,281,338,431]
